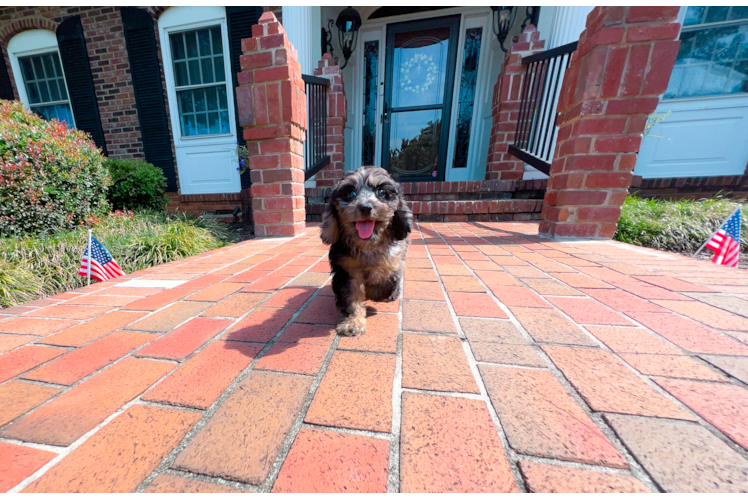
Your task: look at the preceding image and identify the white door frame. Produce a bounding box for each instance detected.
[347,7,496,181]
[158,6,240,195]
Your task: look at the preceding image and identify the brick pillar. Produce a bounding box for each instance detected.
[540,6,681,239]
[485,25,546,180]
[237,11,307,237]
[313,53,347,187]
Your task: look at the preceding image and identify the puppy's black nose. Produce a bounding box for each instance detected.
[359,204,373,215]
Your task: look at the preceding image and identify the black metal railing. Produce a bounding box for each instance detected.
[508,41,577,175]
[302,74,331,180]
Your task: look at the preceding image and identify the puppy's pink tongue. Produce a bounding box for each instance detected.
[355,220,375,239]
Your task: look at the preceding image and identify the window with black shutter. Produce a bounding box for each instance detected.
[121,7,177,192]
[56,15,107,154]
[0,52,15,100]
[227,6,262,189]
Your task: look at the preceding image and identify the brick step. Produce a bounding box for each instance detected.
[307,198,542,223]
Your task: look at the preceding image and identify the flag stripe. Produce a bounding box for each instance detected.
[79,236,125,282]
[705,209,741,269]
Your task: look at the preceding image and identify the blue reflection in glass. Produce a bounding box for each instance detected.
[666,23,748,98]
[362,41,378,166]
[452,28,482,168]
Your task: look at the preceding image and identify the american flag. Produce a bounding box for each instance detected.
[78,235,125,282]
[705,206,742,267]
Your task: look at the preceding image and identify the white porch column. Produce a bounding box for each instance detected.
[281,6,321,75]
[546,6,594,49]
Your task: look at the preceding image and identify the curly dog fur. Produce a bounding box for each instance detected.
[319,167,412,336]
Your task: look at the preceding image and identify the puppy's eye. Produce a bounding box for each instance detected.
[375,187,389,199]
[348,190,357,200]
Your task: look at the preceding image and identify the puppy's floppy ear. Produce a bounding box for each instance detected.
[320,187,340,245]
[390,189,412,241]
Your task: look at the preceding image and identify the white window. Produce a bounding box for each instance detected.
[169,26,231,136]
[666,6,748,99]
[8,29,74,126]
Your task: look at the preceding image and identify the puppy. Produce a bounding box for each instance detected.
[320,166,412,336]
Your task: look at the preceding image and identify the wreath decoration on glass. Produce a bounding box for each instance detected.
[399,53,439,95]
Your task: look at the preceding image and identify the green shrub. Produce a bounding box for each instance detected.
[106,158,169,211]
[0,210,233,308]
[615,194,747,253]
[0,100,110,237]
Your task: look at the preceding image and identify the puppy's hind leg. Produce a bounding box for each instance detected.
[332,269,367,336]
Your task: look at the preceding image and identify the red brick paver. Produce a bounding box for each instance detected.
[24,331,156,385]
[0,381,61,427]
[0,345,67,383]
[402,334,479,393]
[143,340,262,409]
[272,428,389,493]
[543,345,693,420]
[605,414,748,492]
[519,461,649,493]
[2,222,748,493]
[305,351,395,432]
[173,371,312,485]
[0,442,57,492]
[400,392,517,493]
[481,365,627,468]
[23,405,200,493]
[2,357,174,446]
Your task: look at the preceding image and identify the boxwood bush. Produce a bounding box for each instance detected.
[106,158,169,211]
[0,100,110,237]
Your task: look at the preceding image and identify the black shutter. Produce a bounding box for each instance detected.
[0,51,14,100]
[227,6,263,189]
[121,7,177,192]
[56,15,107,154]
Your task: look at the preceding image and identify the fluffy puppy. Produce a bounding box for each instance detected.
[320,166,412,336]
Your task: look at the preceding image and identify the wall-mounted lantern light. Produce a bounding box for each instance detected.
[491,6,517,52]
[322,7,362,69]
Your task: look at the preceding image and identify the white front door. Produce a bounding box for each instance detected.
[635,6,748,179]
[159,7,240,195]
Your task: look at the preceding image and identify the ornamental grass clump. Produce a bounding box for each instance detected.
[0,100,110,237]
[614,194,747,253]
[0,210,232,308]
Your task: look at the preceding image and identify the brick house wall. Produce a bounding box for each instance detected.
[0,6,146,159]
[0,6,279,219]
[630,171,748,201]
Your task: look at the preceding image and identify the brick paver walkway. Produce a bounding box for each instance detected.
[2,222,748,493]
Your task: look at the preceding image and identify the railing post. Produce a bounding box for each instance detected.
[236,11,307,237]
[485,25,546,180]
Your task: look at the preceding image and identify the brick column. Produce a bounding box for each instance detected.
[237,11,307,237]
[540,6,681,238]
[313,53,347,187]
[485,25,546,180]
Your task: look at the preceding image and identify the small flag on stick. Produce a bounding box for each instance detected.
[78,231,125,283]
[696,205,742,267]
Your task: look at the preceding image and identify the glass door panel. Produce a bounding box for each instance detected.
[382,16,460,181]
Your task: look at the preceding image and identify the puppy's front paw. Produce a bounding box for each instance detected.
[336,316,366,337]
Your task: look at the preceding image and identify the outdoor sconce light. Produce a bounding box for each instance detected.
[326,6,361,70]
[491,6,517,52]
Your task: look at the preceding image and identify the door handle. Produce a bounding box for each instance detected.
[382,102,389,124]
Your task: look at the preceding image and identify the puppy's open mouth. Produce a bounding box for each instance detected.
[355,220,375,239]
